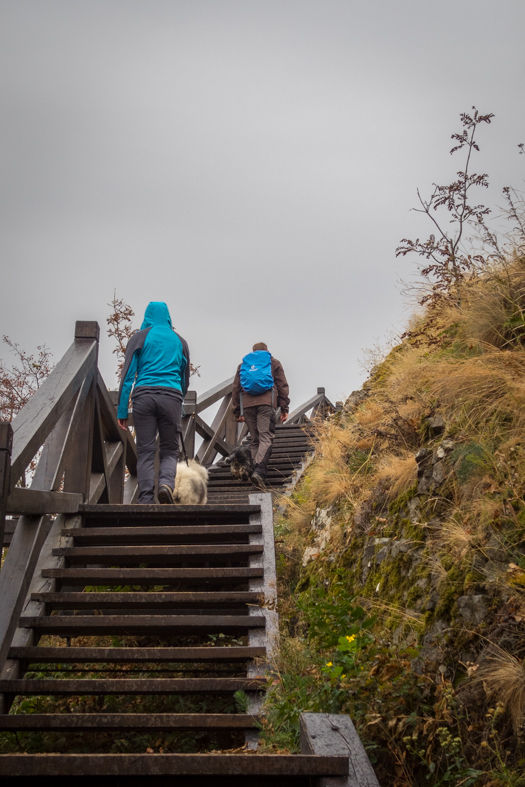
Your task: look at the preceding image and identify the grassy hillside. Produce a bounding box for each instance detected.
[262,253,525,786]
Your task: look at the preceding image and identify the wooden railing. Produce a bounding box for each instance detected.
[0,322,138,671]
[0,321,337,669]
[0,322,339,536]
[181,383,339,466]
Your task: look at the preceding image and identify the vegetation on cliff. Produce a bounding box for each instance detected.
[262,113,525,786]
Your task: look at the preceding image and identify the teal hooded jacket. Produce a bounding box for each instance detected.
[117,302,190,419]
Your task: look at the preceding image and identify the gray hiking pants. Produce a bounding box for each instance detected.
[243,404,276,479]
[132,390,181,504]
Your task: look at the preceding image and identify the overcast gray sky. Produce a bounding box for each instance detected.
[1,0,524,409]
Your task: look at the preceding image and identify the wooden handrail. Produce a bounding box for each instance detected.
[9,340,97,490]
[196,377,235,413]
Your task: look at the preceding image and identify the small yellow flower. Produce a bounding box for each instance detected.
[326,662,332,667]
[346,634,356,643]
[341,674,347,679]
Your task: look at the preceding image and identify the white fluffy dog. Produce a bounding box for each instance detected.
[173,459,209,505]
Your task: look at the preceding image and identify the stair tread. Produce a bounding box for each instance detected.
[62,525,262,538]
[32,591,260,608]
[0,677,266,694]
[0,713,261,730]
[9,646,266,662]
[20,614,266,630]
[0,753,348,777]
[43,567,263,580]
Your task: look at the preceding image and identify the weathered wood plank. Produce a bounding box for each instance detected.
[0,422,13,553]
[0,677,266,695]
[246,492,279,749]
[80,503,260,515]
[196,377,235,413]
[19,614,266,634]
[0,713,261,731]
[8,646,266,663]
[6,488,82,515]
[61,524,261,541]
[300,713,380,787]
[53,543,263,561]
[30,370,95,494]
[195,415,234,457]
[41,567,264,585]
[197,394,233,465]
[0,753,348,777]
[0,515,52,672]
[10,339,97,486]
[30,591,260,609]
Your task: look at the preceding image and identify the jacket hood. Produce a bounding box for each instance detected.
[141,302,173,330]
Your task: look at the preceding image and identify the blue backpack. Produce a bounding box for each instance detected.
[240,351,274,395]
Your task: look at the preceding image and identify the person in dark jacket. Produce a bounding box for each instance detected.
[117,302,190,504]
[232,342,290,489]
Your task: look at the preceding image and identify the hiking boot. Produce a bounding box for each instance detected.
[158,484,174,504]
[251,472,266,490]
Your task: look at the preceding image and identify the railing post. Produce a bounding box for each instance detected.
[0,423,13,552]
[182,391,197,459]
[62,322,99,499]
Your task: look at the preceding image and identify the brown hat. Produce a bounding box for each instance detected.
[252,342,268,352]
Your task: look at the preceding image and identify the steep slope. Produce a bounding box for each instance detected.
[263,255,525,786]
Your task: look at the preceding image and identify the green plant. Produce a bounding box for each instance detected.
[297,581,376,649]
[404,726,483,786]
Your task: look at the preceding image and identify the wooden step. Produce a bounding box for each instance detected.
[41,567,263,585]
[9,646,266,663]
[53,544,263,565]
[31,591,260,610]
[61,524,262,544]
[0,713,260,731]
[0,753,348,778]
[19,614,266,635]
[0,677,266,695]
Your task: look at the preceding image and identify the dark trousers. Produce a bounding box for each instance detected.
[132,391,181,503]
[243,404,276,479]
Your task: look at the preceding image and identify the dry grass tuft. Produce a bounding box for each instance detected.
[479,647,525,734]
[374,454,417,498]
[439,518,478,561]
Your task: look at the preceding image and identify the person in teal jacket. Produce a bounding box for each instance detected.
[117,302,190,504]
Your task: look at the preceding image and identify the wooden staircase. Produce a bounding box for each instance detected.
[206,424,315,504]
[0,321,379,785]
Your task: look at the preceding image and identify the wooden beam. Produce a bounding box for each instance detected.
[196,377,235,413]
[0,423,13,555]
[105,441,124,504]
[300,712,380,787]
[31,369,95,493]
[285,393,324,426]
[246,492,279,749]
[0,515,52,672]
[6,488,82,515]
[197,395,233,465]
[62,374,96,499]
[75,321,100,341]
[194,415,233,458]
[10,338,97,487]
[123,474,139,504]
[96,372,125,444]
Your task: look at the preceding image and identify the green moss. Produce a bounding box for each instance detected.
[450,441,490,484]
[388,484,418,517]
[434,566,464,620]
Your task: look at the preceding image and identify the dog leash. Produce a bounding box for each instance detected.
[178,428,190,467]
